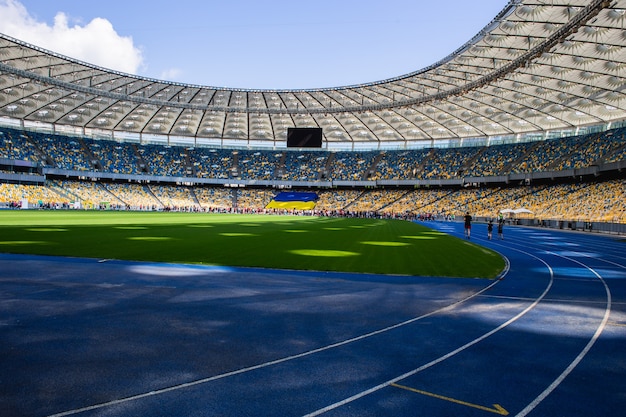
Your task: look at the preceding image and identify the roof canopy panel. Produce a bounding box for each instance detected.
[0,0,625,145]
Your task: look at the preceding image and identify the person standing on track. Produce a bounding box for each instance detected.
[464,211,472,239]
[487,219,493,240]
[498,218,504,240]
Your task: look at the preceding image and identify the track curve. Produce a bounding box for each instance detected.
[0,222,624,417]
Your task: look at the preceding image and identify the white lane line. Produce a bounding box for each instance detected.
[414,229,615,417]
[452,234,615,417]
[303,245,554,416]
[47,264,509,417]
[514,253,612,417]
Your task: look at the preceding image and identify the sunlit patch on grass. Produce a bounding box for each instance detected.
[290,249,360,257]
[115,226,148,230]
[323,227,345,231]
[127,236,173,241]
[400,235,437,240]
[220,233,258,237]
[284,229,307,233]
[187,224,214,228]
[24,228,68,232]
[360,241,411,247]
[0,241,50,245]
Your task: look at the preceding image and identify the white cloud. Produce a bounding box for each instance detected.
[0,0,144,74]
[159,68,183,81]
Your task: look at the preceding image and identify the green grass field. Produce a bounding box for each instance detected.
[0,211,505,278]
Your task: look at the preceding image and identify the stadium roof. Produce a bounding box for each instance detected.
[0,0,625,148]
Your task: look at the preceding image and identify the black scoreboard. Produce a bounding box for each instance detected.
[287,128,322,148]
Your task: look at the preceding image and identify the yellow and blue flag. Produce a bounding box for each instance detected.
[266,191,318,210]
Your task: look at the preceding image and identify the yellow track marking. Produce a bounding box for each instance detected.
[390,383,509,415]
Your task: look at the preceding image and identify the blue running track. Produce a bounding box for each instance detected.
[0,221,624,416]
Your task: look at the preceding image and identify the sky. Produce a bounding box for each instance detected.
[0,0,508,90]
